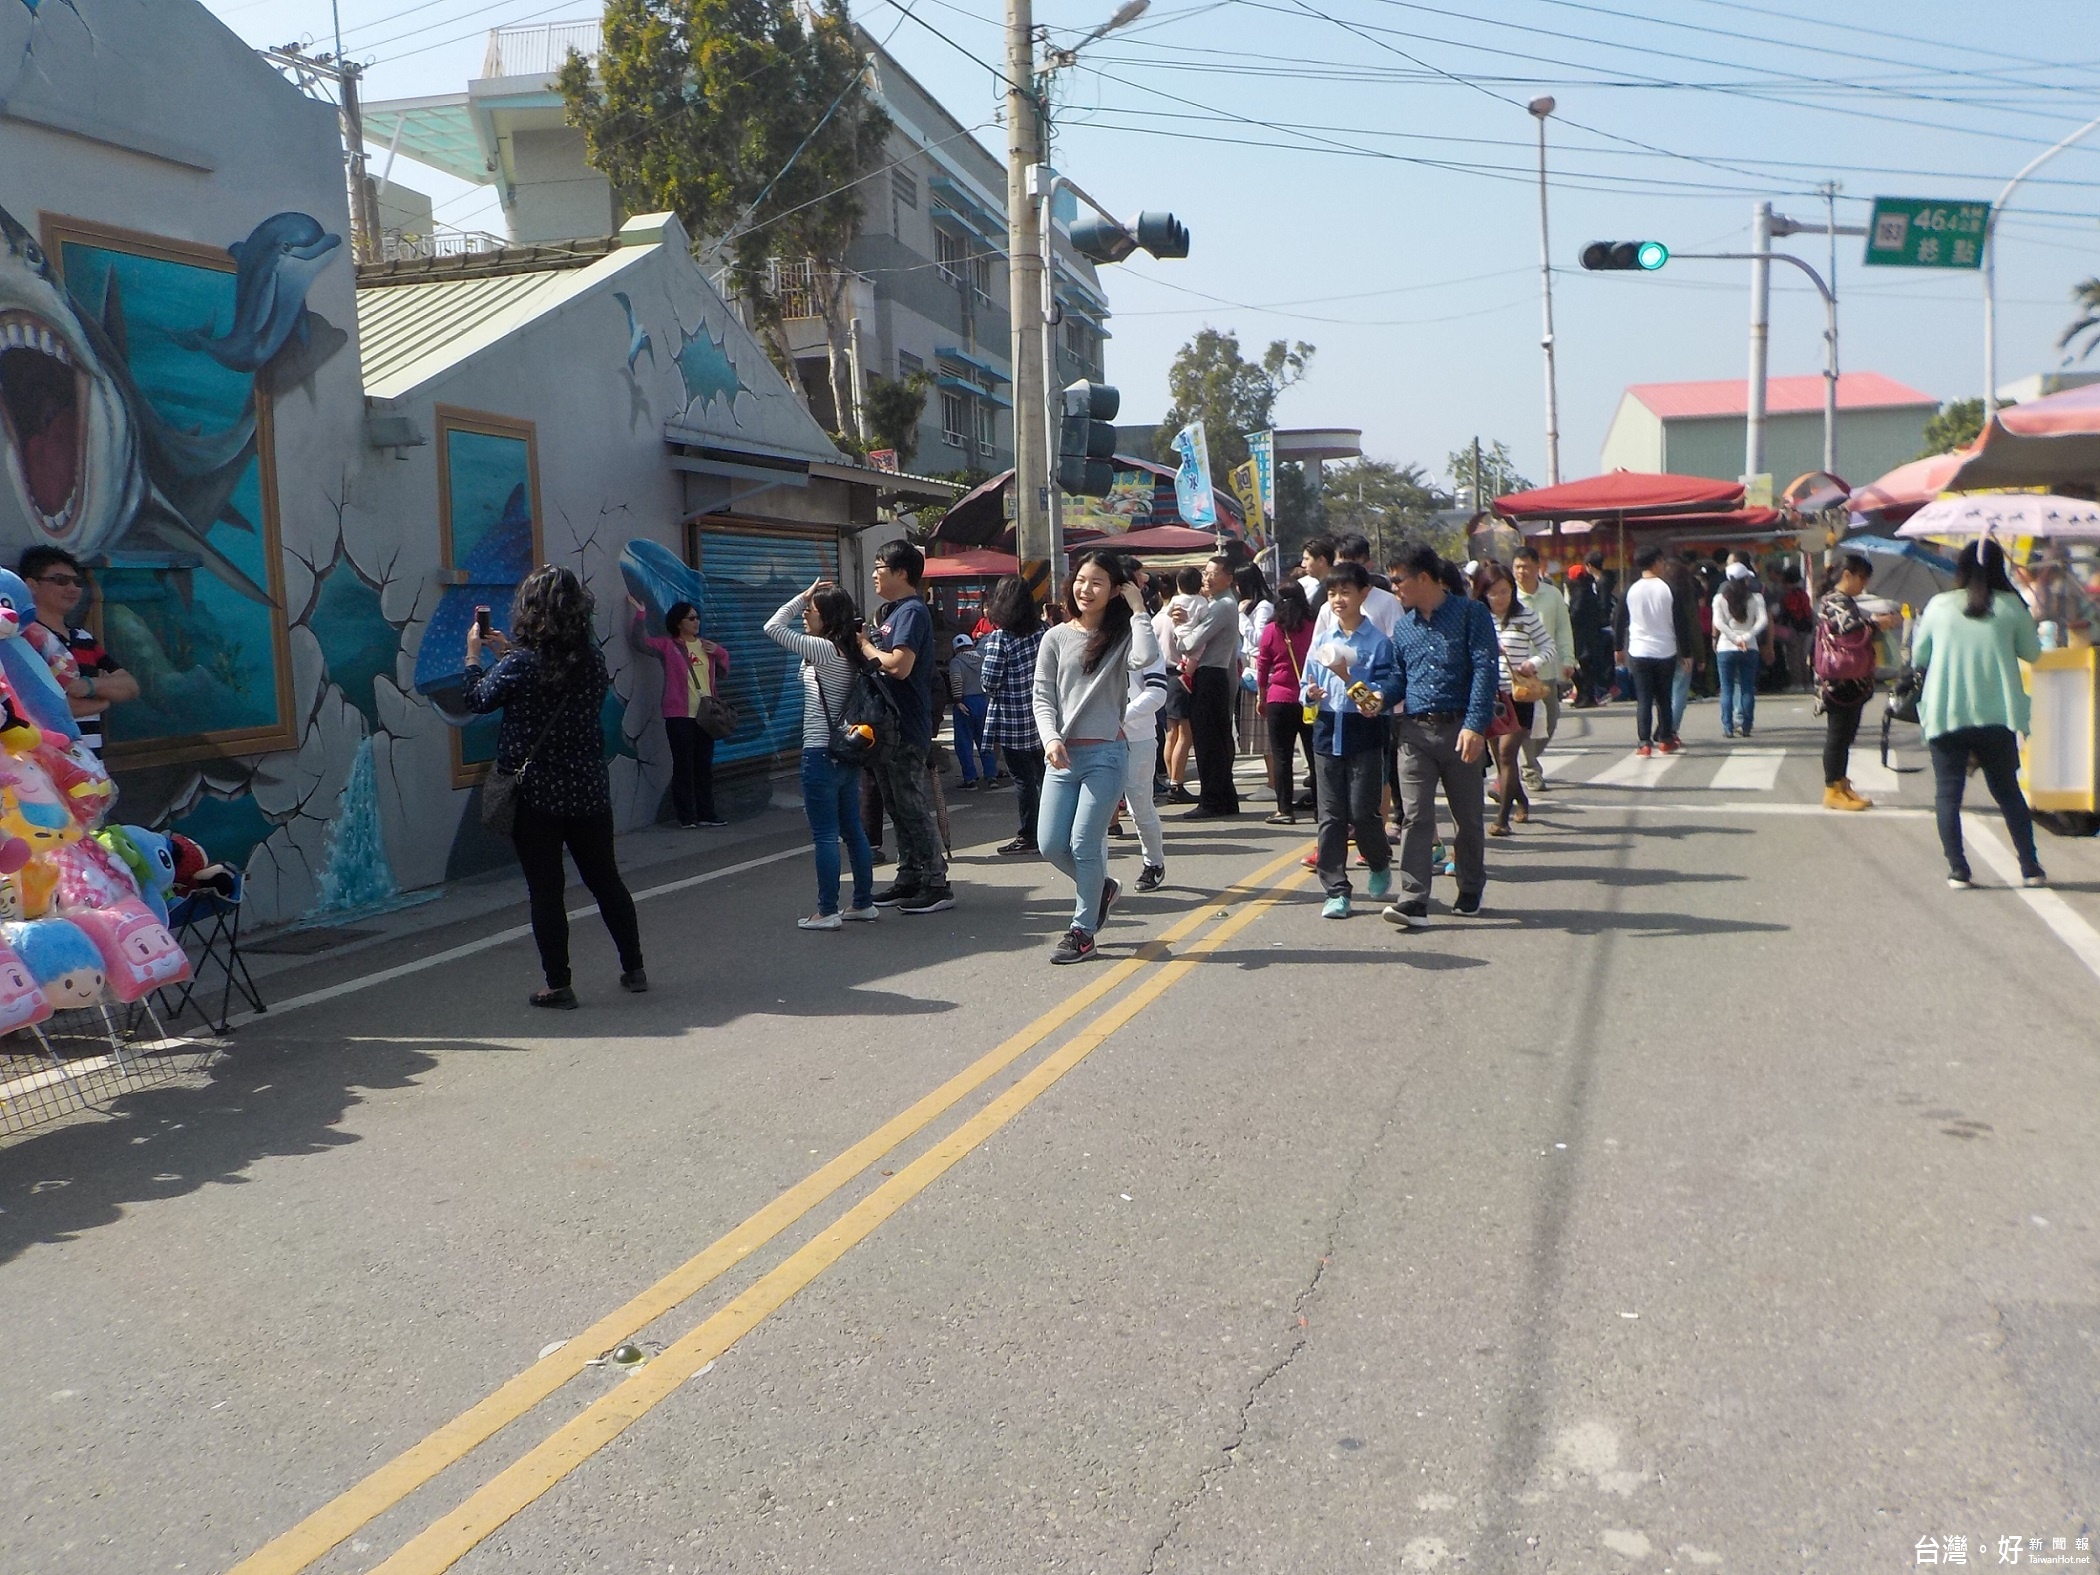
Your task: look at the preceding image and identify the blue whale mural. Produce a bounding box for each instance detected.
[413,480,536,702]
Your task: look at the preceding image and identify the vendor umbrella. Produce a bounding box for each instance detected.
[920,547,1019,581]
[1493,470,1744,521]
[1949,381,2100,490]
[1896,493,2100,541]
[1847,451,1968,524]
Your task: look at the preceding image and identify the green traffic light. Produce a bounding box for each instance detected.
[1636,241,1669,271]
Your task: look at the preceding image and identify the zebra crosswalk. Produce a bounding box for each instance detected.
[1540,743,1903,800]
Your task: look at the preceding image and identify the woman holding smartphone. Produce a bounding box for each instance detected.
[1030,550,1160,965]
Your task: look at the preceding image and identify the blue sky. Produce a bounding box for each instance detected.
[201,0,2099,490]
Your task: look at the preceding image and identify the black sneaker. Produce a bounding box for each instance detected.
[1098,877,1122,927]
[530,986,579,1009]
[1108,821,1133,839]
[870,847,892,866]
[870,881,921,907]
[1166,785,1198,805]
[1452,891,1484,917]
[1136,863,1166,893]
[1382,900,1428,929]
[1051,927,1097,964]
[901,885,956,914]
[619,969,649,993]
[996,837,1037,856]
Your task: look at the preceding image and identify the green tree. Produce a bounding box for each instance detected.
[1444,439,1533,508]
[1914,396,1985,460]
[2058,276,2100,364]
[1321,459,1452,562]
[1153,330,1314,473]
[861,371,932,467]
[558,0,888,426]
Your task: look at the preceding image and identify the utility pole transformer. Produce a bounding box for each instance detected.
[1005,0,1050,606]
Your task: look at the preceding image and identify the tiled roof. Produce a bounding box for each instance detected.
[1626,372,1937,420]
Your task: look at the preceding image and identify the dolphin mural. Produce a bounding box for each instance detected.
[177,212,342,375]
[612,291,654,373]
[0,202,273,604]
[412,480,537,705]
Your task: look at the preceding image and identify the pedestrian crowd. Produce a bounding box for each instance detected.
[458,529,2053,1002]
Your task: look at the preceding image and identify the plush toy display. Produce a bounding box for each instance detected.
[70,902,188,1002]
[0,937,53,1034]
[97,826,178,925]
[6,917,107,1011]
[168,834,237,901]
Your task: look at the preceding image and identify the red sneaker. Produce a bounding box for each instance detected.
[1658,738,1683,754]
[1635,743,1654,758]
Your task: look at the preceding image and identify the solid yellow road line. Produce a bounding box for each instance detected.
[226,844,1310,1575]
[367,863,1317,1575]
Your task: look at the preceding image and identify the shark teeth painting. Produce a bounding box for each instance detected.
[0,202,345,606]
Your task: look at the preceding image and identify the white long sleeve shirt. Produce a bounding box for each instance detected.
[1711,590,1769,652]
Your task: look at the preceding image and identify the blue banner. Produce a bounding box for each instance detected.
[1172,421,1218,528]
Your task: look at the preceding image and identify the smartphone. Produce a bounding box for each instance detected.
[475,606,493,637]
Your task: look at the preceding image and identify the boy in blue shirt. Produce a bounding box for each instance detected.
[1303,563,1400,919]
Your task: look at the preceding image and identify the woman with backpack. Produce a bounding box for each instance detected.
[1711,564,1768,739]
[463,565,646,1008]
[1814,552,1901,810]
[1031,550,1161,965]
[1914,539,2047,889]
[766,580,880,930]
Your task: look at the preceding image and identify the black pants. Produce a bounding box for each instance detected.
[1578,636,1613,703]
[664,716,716,823]
[1189,666,1240,812]
[1003,745,1046,844]
[1315,748,1389,896]
[1821,697,1865,786]
[512,803,644,990]
[1929,724,2042,880]
[1630,657,1678,744]
[1264,700,1315,814]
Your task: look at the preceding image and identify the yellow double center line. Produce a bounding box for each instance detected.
[230,843,1315,1575]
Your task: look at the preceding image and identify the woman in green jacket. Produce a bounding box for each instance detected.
[1912,539,2046,890]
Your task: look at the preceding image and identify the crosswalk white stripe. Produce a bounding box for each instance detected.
[1709,748,1784,791]
[1588,751,1678,788]
[1849,756,1901,796]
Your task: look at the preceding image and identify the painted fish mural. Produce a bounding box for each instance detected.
[0,202,275,603]
[412,479,536,702]
[177,212,342,374]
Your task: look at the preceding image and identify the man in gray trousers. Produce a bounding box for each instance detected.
[1382,545,1502,926]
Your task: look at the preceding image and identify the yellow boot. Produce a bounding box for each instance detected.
[1823,779,1869,811]
[1843,777,1874,809]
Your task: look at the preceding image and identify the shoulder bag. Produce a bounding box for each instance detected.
[482,689,572,838]
[814,655,900,768]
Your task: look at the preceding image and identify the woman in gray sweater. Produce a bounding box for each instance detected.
[1031,550,1161,964]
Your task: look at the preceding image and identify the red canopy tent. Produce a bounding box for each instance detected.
[1492,470,1745,521]
[921,547,1019,581]
[1074,524,1222,554]
[1847,451,1967,523]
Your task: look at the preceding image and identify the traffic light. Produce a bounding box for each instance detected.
[1580,240,1670,271]
[1058,380,1121,496]
[1068,212,1193,265]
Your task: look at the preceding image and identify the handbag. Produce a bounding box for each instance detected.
[1510,672,1547,703]
[1486,689,1520,739]
[692,693,740,741]
[481,692,571,838]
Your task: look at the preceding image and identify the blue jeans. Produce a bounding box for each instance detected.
[1037,739,1128,933]
[800,748,874,915]
[951,695,991,780]
[1715,649,1757,734]
[1670,656,1692,734]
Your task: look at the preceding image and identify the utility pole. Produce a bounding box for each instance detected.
[1005,0,1050,605]
[1820,181,1839,477]
[262,35,382,264]
[1745,200,1771,489]
[1528,97,1561,487]
[1983,110,2100,418]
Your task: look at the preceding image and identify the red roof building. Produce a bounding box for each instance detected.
[1600,372,1938,489]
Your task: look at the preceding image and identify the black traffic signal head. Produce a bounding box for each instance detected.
[1580,240,1670,271]
[1068,212,1192,265]
[1058,380,1121,495]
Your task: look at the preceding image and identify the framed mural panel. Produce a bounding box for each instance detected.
[687,518,840,769]
[434,408,544,787]
[38,216,298,771]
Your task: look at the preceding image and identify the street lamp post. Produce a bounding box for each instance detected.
[1983,111,2100,418]
[1529,96,1561,488]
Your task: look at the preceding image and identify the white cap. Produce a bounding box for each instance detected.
[952,633,974,648]
[1725,561,1756,581]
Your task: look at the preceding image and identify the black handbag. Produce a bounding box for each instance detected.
[692,693,741,741]
[1879,663,1926,771]
[481,695,570,837]
[813,659,899,768]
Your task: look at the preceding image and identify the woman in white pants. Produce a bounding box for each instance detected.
[1120,643,1172,891]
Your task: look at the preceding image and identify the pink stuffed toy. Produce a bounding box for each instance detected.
[69,900,189,1002]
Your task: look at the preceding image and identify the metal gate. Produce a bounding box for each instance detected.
[691,523,841,768]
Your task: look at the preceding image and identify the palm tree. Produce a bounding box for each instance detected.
[2058,277,2100,361]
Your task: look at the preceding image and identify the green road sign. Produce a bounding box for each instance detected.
[1863,197,1989,269]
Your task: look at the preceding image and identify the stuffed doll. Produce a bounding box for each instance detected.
[70,900,189,1001]
[0,935,52,1034]
[97,826,176,925]
[169,834,238,900]
[5,917,106,1010]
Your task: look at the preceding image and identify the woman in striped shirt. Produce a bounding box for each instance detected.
[1472,561,1556,837]
[977,575,1047,857]
[765,582,879,930]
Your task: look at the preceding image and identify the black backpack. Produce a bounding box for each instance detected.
[816,660,900,768]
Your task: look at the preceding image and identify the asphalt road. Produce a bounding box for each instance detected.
[2,696,2095,1575]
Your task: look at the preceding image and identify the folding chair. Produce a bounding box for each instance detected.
[156,872,264,1034]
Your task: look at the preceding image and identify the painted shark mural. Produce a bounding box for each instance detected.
[0,202,346,605]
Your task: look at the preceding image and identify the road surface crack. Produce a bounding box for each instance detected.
[1141,1103,1399,1574]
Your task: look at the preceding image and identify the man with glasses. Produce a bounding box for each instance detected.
[17,547,138,759]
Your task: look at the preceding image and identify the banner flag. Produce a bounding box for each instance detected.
[1172,421,1218,528]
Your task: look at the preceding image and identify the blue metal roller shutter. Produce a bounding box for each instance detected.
[694,525,840,767]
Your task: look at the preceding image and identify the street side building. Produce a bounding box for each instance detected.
[1600,373,1938,487]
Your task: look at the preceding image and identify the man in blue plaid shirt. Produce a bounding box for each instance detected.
[978,577,1047,855]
